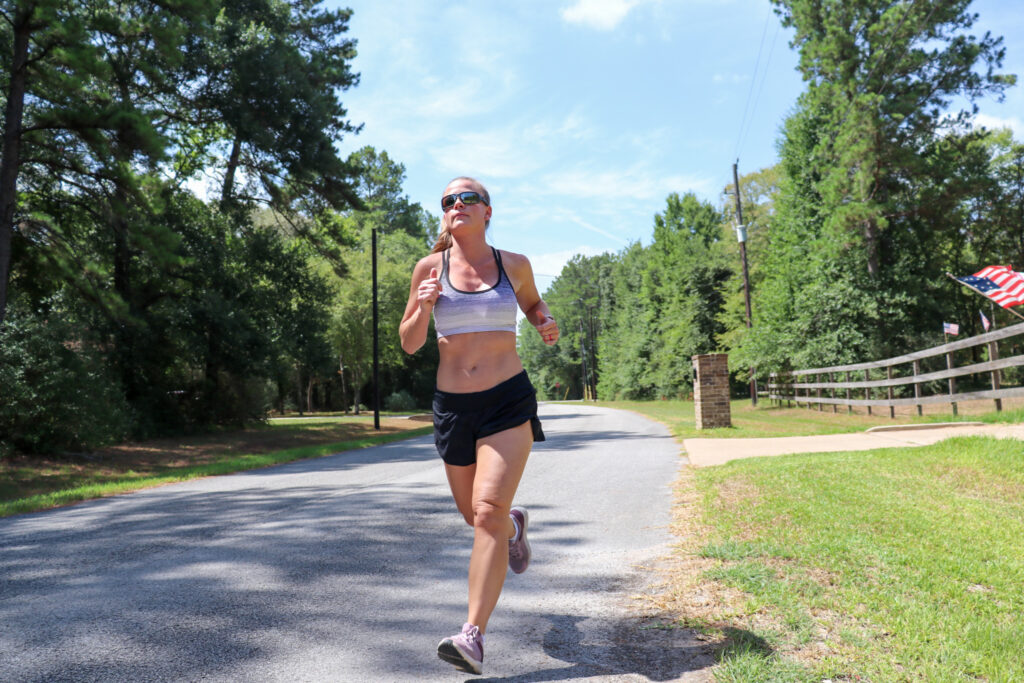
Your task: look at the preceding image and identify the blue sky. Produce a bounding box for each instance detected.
[328,0,1024,292]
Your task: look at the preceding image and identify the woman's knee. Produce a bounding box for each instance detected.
[472,498,510,533]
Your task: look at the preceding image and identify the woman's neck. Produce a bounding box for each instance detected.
[449,233,492,263]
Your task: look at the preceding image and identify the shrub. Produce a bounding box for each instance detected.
[384,390,417,412]
[0,310,130,455]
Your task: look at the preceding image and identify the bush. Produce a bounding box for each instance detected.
[0,310,130,455]
[384,390,418,412]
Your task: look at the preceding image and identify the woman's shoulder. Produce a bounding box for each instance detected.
[495,249,535,290]
[495,248,531,271]
[414,251,444,271]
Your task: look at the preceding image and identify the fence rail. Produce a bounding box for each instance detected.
[765,322,1024,416]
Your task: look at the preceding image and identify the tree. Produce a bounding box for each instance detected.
[642,193,731,396]
[201,0,363,216]
[520,252,612,400]
[594,243,656,399]
[324,146,438,411]
[773,0,1013,277]
[738,0,1016,373]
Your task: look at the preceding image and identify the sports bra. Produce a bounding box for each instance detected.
[433,247,518,337]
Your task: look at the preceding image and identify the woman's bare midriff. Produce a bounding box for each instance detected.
[436,331,523,393]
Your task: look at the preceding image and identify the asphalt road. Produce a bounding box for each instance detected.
[1,404,713,682]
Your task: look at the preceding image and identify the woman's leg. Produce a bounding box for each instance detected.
[444,462,477,527]
[466,421,532,633]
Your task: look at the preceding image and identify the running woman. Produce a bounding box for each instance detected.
[399,176,559,675]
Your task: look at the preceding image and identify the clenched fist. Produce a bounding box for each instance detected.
[535,315,559,346]
[419,268,443,309]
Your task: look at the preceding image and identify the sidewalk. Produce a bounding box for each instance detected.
[683,422,1024,467]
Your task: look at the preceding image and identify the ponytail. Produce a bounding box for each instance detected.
[431,226,453,254]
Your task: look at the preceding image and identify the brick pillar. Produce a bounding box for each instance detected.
[693,353,731,429]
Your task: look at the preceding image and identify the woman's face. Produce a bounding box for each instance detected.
[442,179,491,233]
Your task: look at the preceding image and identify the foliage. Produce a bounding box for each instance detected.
[0,2,444,455]
[521,252,612,399]
[730,0,1016,374]
[525,193,730,400]
[0,303,129,455]
[384,390,418,412]
[325,146,439,413]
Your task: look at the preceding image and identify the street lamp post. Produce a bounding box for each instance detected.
[371,226,380,429]
[732,161,757,406]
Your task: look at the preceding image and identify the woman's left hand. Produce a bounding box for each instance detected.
[536,316,559,346]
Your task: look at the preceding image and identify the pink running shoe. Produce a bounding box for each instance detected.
[437,623,484,674]
[509,506,531,574]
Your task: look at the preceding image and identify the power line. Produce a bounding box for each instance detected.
[736,21,781,159]
[733,9,773,160]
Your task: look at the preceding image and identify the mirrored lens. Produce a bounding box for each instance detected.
[441,191,484,210]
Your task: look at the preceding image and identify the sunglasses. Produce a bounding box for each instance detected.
[441,191,489,211]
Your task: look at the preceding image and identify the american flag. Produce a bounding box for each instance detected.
[980,310,992,332]
[956,266,1024,308]
[943,322,959,335]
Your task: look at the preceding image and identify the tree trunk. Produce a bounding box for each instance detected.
[0,5,33,327]
[306,376,314,414]
[863,218,879,278]
[352,369,361,415]
[339,353,348,414]
[220,136,242,207]
[296,363,304,415]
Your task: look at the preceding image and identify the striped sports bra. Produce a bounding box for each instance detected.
[433,247,518,338]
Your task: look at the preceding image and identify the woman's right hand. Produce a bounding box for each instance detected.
[418,268,443,310]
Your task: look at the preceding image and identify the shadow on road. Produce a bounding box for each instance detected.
[476,614,716,682]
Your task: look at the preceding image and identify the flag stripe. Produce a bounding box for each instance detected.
[957,266,1024,308]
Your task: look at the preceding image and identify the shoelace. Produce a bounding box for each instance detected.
[461,625,482,649]
[509,538,524,559]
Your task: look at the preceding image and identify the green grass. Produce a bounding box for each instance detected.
[595,398,1024,440]
[690,436,1024,681]
[1,426,432,517]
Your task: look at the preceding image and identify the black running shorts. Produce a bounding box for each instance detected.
[433,371,546,467]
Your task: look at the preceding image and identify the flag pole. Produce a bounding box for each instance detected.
[945,272,1024,322]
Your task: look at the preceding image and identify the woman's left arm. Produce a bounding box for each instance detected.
[504,251,559,346]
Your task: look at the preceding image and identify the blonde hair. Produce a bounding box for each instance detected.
[431,176,491,253]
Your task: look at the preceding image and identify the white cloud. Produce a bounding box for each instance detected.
[562,213,630,244]
[541,166,717,202]
[560,0,643,30]
[975,113,1024,139]
[713,72,749,84]
[529,245,611,277]
[429,111,600,179]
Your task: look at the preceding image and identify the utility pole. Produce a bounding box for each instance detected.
[579,317,589,401]
[372,226,380,430]
[586,305,597,400]
[733,161,757,406]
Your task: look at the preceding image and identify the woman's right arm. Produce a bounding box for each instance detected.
[399,255,443,354]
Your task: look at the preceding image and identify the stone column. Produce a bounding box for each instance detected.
[693,353,731,429]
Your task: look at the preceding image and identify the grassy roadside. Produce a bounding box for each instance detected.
[597,397,1024,440]
[1,416,432,517]
[619,402,1024,681]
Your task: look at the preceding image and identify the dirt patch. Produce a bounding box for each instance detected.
[1,416,430,502]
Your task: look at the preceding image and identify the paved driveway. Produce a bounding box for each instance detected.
[1,404,712,682]
[684,422,1024,466]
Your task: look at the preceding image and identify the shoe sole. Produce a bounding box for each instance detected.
[437,639,483,675]
[510,506,531,574]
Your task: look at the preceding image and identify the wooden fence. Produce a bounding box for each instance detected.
[765,321,1024,417]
